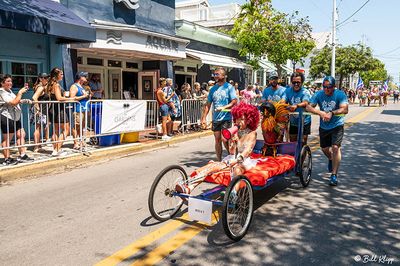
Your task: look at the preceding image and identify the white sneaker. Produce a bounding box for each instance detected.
[51,150,58,157]
[156,124,162,134]
[161,135,172,141]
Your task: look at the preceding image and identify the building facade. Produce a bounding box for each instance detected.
[63,0,189,100]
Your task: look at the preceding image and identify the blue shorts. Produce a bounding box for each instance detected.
[159,104,170,117]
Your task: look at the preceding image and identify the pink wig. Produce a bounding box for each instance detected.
[231,102,260,131]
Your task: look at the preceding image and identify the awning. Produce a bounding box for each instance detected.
[186,49,247,69]
[0,0,96,43]
[259,60,276,71]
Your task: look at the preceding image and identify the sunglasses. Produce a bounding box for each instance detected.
[211,73,220,77]
[323,85,334,89]
[292,81,301,85]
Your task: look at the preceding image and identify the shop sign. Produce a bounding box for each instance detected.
[114,0,139,10]
[146,36,179,52]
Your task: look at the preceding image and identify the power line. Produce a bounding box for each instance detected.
[376,45,400,56]
[337,0,370,27]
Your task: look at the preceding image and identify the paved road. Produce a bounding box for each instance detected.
[0,104,399,266]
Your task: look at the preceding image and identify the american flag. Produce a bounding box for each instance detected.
[356,77,364,90]
[382,80,388,91]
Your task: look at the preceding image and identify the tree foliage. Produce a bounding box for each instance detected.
[310,43,387,87]
[230,0,315,78]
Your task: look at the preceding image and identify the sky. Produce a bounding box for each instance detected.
[206,0,400,82]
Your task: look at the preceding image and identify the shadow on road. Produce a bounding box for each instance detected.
[167,121,400,265]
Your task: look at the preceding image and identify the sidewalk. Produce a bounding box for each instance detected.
[0,129,213,183]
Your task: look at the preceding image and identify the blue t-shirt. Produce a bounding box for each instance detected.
[285,87,312,126]
[310,89,349,130]
[262,86,287,102]
[207,82,237,121]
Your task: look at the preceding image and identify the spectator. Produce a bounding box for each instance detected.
[306,76,348,186]
[234,82,240,98]
[156,78,174,140]
[201,67,238,161]
[180,83,193,100]
[286,72,312,144]
[89,74,103,99]
[46,67,73,156]
[193,82,206,101]
[262,72,287,103]
[31,73,50,152]
[0,74,33,165]
[393,88,399,103]
[242,85,256,104]
[70,71,90,150]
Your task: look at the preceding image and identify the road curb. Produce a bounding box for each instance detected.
[0,131,214,182]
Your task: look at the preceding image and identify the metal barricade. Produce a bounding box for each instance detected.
[180,99,206,134]
[0,100,84,155]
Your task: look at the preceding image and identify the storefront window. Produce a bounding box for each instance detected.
[77,57,83,64]
[108,60,122,67]
[126,62,138,69]
[87,58,104,66]
[174,66,184,72]
[187,67,197,73]
[11,62,39,88]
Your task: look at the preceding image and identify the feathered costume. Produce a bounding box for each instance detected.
[260,100,290,156]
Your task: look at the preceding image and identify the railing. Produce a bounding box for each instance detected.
[180,99,212,134]
[0,100,84,153]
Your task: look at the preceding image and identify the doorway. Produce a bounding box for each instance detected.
[108,69,122,99]
[138,71,158,100]
[122,71,138,99]
[175,74,193,91]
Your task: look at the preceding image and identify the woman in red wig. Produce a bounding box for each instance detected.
[176,102,260,194]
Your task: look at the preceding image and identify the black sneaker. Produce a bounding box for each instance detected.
[17,154,34,163]
[2,157,18,166]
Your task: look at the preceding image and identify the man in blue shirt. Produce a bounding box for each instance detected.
[307,76,349,186]
[201,67,238,161]
[286,72,311,144]
[262,72,287,102]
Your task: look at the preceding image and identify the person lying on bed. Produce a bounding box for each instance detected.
[176,102,260,194]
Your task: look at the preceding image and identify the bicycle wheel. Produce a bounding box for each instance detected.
[148,165,188,222]
[222,175,254,241]
[298,145,312,187]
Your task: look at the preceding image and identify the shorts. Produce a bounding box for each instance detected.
[73,112,86,127]
[212,120,232,132]
[319,125,344,148]
[159,104,170,117]
[289,123,311,135]
[1,115,22,133]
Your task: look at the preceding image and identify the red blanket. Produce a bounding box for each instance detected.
[201,154,295,187]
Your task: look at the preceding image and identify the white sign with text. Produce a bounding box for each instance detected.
[101,100,146,134]
[188,197,212,224]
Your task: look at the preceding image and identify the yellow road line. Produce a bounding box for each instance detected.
[130,211,220,266]
[96,106,378,266]
[95,212,190,266]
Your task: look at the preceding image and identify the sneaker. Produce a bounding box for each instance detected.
[2,157,18,166]
[329,174,338,186]
[328,160,333,173]
[51,150,59,157]
[161,135,172,141]
[156,124,162,134]
[17,154,34,163]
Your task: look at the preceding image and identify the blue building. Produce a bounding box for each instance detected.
[62,0,189,100]
[0,0,95,89]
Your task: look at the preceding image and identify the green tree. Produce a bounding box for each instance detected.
[230,0,315,78]
[359,58,388,87]
[309,45,332,79]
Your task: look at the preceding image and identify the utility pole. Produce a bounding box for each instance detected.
[331,0,337,78]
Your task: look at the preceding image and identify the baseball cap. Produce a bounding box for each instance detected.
[75,71,88,80]
[269,72,279,79]
[38,73,49,78]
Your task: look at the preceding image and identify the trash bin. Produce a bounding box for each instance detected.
[90,102,121,147]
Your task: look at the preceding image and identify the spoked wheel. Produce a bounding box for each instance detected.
[148,165,188,221]
[222,176,254,241]
[298,145,312,187]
